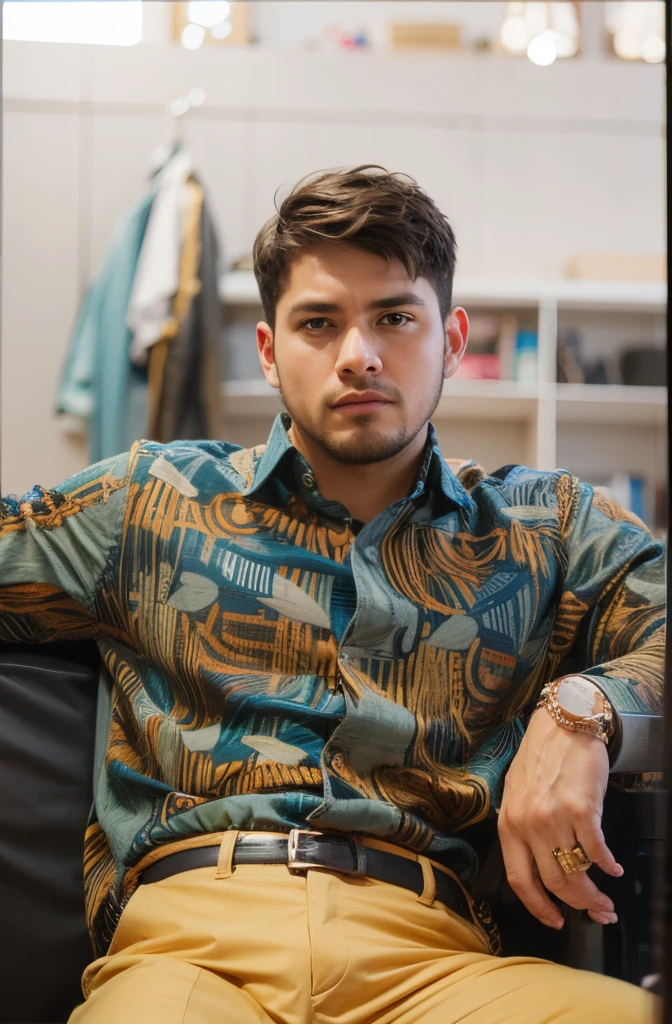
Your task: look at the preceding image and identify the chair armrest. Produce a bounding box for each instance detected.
[609,713,662,774]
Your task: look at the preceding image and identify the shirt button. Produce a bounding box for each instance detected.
[302,472,316,490]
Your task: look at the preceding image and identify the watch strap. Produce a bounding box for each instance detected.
[537,677,615,745]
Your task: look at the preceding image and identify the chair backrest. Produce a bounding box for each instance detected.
[0,642,99,1024]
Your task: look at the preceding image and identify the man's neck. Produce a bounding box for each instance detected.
[289,426,430,524]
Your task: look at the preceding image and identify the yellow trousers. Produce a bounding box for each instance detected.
[70,839,657,1024]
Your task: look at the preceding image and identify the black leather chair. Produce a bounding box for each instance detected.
[0,643,99,1024]
[0,643,663,1023]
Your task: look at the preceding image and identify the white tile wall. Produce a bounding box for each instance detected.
[89,113,169,276]
[201,118,253,261]
[479,128,665,279]
[2,113,87,493]
[3,40,85,102]
[247,119,313,239]
[89,42,254,109]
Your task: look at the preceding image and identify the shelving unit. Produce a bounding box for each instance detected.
[219,271,667,529]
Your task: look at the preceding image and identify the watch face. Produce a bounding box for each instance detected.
[556,678,598,718]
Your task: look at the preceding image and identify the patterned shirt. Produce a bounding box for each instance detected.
[0,414,664,955]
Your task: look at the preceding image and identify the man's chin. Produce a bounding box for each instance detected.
[316,430,413,466]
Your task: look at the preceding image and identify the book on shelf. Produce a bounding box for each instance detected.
[453,313,537,383]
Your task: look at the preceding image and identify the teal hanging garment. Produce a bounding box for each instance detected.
[57,185,157,463]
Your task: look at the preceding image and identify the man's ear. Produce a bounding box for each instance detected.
[256,322,280,389]
[443,307,469,379]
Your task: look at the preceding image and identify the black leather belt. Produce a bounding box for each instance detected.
[139,829,476,928]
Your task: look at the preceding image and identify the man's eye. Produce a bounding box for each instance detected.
[301,318,332,330]
[379,313,411,326]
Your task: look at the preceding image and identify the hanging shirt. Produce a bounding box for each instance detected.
[56,189,157,462]
[0,414,664,956]
[126,149,195,366]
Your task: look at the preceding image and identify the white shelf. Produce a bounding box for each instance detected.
[553,279,667,313]
[219,271,667,314]
[439,379,538,421]
[555,383,667,425]
[220,271,263,305]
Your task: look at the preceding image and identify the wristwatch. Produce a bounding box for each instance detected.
[537,676,615,745]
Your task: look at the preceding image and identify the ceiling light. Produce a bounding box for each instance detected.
[499,3,580,65]
[527,29,558,66]
[500,14,529,55]
[211,19,233,41]
[3,0,142,46]
[641,34,666,63]
[613,28,642,60]
[607,2,665,62]
[181,23,205,50]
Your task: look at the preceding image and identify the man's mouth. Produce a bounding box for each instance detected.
[331,391,394,414]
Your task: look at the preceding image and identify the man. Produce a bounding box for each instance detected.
[0,166,663,1023]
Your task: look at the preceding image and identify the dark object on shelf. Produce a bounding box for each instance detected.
[583,358,609,385]
[620,347,666,387]
[557,330,585,383]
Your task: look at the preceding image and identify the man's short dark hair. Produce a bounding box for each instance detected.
[252,165,457,330]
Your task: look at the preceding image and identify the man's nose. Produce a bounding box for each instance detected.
[334,328,383,377]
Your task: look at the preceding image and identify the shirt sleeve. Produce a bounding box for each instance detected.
[554,476,665,746]
[0,448,132,643]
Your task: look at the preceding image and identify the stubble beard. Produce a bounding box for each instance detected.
[278,363,445,467]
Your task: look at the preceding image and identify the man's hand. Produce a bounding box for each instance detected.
[497,705,623,929]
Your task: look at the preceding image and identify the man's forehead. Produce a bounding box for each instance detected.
[282,244,421,297]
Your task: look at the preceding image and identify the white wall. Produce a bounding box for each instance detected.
[1,32,665,492]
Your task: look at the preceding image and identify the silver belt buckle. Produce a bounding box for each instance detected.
[287,829,324,873]
[286,828,367,876]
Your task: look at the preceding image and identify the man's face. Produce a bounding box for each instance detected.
[256,243,468,466]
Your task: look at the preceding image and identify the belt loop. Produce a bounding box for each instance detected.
[215,830,239,879]
[416,856,436,907]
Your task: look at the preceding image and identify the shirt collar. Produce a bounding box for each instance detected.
[241,413,294,496]
[244,413,473,514]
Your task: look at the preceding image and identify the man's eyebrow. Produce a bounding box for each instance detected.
[287,301,343,317]
[287,294,426,318]
[368,293,426,310]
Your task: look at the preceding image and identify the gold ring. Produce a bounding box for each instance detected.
[552,842,592,875]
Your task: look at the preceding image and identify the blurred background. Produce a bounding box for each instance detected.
[2,1,667,535]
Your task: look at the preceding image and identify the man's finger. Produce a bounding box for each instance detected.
[575,817,624,877]
[499,832,565,929]
[531,837,615,918]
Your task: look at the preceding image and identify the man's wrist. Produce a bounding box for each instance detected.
[537,675,616,745]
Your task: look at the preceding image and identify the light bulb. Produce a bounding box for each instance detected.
[182,23,205,50]
[553,32,578,58]
[527,29,557,66]
[187,1,229,29]
[641,34,665,63]
[501,15,529,54]
[613,28,641,60]
[211,19,233,40]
